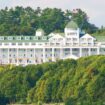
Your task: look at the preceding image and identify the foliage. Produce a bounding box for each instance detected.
[65,98,76,105]
[93,26,105,36]
[0,55,105,104]
[0,7,98,36]
[71,9,98,33]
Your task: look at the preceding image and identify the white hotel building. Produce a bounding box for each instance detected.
[0,21,105,65]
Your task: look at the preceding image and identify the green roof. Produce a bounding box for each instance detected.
[0,36,48,43]
[65,21,78,29]
[94,36,105,42]
[53,32,65,37]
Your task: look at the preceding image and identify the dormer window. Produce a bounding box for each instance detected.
[17,36,21,40]
[0,37,4,40]
[42,36,47,40]
[34,36,38,40]
[8,37,13,40]
[25,36,30,40]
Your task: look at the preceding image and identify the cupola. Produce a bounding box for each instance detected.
[35,28,45,36]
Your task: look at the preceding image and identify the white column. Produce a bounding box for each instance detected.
[71,39,73,46]
[60,48,63,59]
[26,48,27,65]
[0,49,2,64]
[87,39,88,46]
[17,48,18,65]
[97,47,100,55]
[0,48,2,64]
[92,39,94,46]
[52,48,55,61]
[69,48,71,56]
[70,48,73,55]
[43,48,46,63]
[89,48,91,56]
[8,48,9,64]
[0,49,1,64]
[34,48,36,64]
[80,48,82,57]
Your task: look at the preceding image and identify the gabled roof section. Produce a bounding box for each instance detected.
[65,21,78,29]
[48,32,65,38]
[81,33,96,40]
[53,32,65,37]
[49,34,64,39]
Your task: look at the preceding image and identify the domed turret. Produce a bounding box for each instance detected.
[64,21,80,39]
[65,21,78,29]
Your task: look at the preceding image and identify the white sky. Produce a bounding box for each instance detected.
[0,0,105,28]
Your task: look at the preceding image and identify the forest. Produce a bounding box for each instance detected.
[0,55,105,105]
[0,7,98,36]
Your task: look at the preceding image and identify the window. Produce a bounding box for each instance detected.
[25,43,29,45]
[56,43,60,45]
[72,48,78,51]
[12,43,16,45]
[58,38,63,41]
[67,38,71,41]
[38,43,42,46]
[70,32,76,35]
[67,33,76,36]
[32,43,36,45]
[88,38,92,41]
[4,43,9,45]
[73,38,77,41]
[50,43,55,46]
[65,48,70,51]
[52,38,57,41]
[18,43,23,45]
[13,49,16,51]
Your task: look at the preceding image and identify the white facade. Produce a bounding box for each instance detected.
[0,21,105,66]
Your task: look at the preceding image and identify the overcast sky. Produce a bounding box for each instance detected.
[0,0,105,28]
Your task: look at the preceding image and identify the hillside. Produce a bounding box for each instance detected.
[0,55,105,105]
